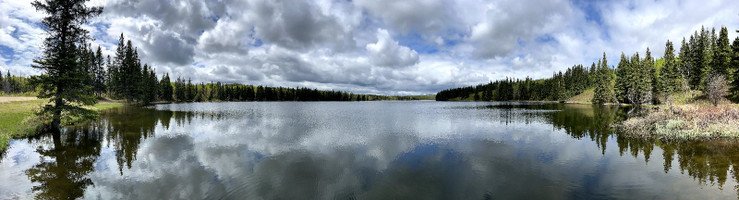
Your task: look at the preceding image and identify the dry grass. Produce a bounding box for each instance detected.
[617,104,739,140]
[0,97,37,103]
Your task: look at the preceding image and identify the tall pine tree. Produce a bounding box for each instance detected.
[615,52,631,103]
[661,40,680,94]
[730,37,739,101]
[593,53,616,104]
[713,27,732,78]
[31,0,103,129]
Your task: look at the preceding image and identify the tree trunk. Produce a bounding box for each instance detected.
[51,98,63,130]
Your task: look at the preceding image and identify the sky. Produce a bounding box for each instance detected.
[0,0,738,95]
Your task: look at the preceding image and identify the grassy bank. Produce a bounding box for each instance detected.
[616,104,739,140]
[0,99,124,150]
[565,88,594,104]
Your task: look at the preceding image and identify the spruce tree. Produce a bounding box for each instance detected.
[730,37,739,101]
[699,28,714,90]
[30,0,102,129]
[109,34,126,98]
[94,46,106,96]
[661,40,680,94]
[651,50,662,103]
[159,73,172,101]
[593,53,616,104]
[615,52,631,103]
[713,27,732,78]
[678,38,693,92]
[632,49,654,105]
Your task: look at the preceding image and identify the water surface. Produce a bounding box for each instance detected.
[1,101,739,199]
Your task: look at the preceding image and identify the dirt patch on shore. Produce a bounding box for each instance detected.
[0,97,37,103]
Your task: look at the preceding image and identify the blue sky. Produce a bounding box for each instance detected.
[1,0,738,95]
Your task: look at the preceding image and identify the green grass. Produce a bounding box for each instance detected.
[0,99,45,149]
[0,99,123,150]
[0,91,38,97]
[90,100,125,111]
[566,88,594,104]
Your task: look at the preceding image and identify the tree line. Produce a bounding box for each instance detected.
[28,0,407,130]
[0,71,35,95]
[69,34,382,104]
[436,63,593,102]
[438,26,739,106]
[595,26,739,105]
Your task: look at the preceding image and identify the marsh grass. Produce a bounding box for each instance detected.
[617,104,739,140]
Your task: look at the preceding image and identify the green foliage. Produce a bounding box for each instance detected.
[0,71,36,95]
[30,0,102,129]
[713,27,732,77]
[593,53,616,104]
[159,74,173,101]
[438,25,739,106]
[106,34,158,104]
[622,50,652,105]
[731,37,739,101]
[615,53,632,103]
[661,40,681,94]
[437,64,591,102]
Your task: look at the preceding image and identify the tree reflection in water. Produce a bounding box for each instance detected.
[25,129,102,199]
[13,103,739,198]
[485,103,739,196]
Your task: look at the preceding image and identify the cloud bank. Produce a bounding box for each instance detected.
[1,0,738,95]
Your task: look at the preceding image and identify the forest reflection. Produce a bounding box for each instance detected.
[13,103,739,198]
[482,103,739,195]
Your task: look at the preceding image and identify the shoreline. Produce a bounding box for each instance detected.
[0,98,124,151]
[615,104,739,141]
[443,99,739,141]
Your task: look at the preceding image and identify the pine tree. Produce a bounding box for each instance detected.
[713,27,732,78]
[699,27,714,90]
[552,72,566,101]
[175,77,185,101]
[30,0,103,129]
[109,34,126,98]
[730,36,739,101]
[93,46,106,96]
[159,73,172,101]
[615,53,631,103]
[678,37,694,93]
[631,49,654,105]
[593,53,616,104]
[661,40,680,94]
[650,48,662,103]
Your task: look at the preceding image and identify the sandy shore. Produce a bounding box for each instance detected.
[0,97,37,103]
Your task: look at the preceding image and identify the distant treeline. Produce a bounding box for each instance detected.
[436,64,592,102]
[0,71,35,95]
[5,33,428,103]
[47,34,395,104]
[438,26,739,105]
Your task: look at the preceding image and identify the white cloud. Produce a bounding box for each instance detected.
[1,0,739,95]
[366,29,419,68]
[469,0,574,58]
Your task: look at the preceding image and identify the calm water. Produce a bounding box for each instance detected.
[2,101,739,199]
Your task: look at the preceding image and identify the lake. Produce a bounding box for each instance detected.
[1,101,739,199]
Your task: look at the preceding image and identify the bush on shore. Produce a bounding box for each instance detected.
[616,104,739,140]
